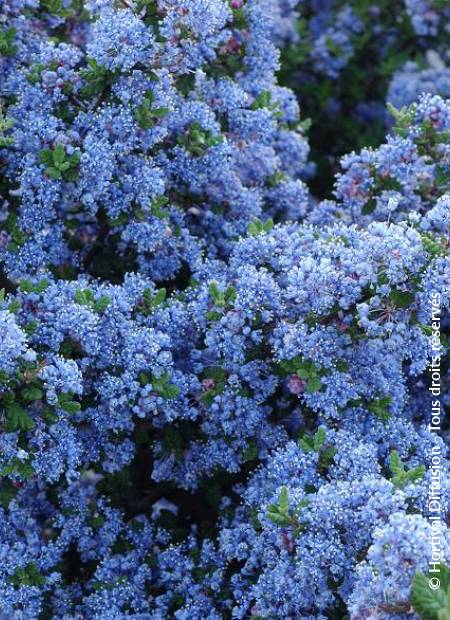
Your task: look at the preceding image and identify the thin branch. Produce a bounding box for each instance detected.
[0,265,16,295]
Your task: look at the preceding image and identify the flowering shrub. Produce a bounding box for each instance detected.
[151,218,449,486]
[0,1,449,619]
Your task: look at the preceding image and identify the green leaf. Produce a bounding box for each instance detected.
[336,360,350,372]
[0,27,17,57]
[1,456,34,479]
[320,446,337,468]
[205,310,221,321]
[151,372,180,399]
[278,486,289,513]
[138,288,166,315]
[389,450,426,489]
[248,221,259,236]
[389,289,415,308]
[151,196,170,218]
[133,91,169,129]
[266,510,291,526]
[248,217,274,237]
[313,427,326,450]
[178,122,222,156]
[35,279,49,293]
[68,153,80,166]
[81,58,115,97]
[46,166,62,180]
[8,562,46,587]
[361,198,377,215]
[42,407,58,425]
[208,282,224,305]
[242,439,258,462]
[93,295,110,313]
[263,218,274,232]
[296,367,310,380]
[298,117,312,132]
[5,403,35,432]
[153,288,166,306]
[24,318,36,334]
[440,565,450,591]
[203,367,228,382]
[0,480,18,508]
[134,104,154,130]
[19,279,33,293]
[75,288,94,306]
[42,0,63,13]
[151,107,170,118]
[8,299,20,314]
[224,286,236,304]
[434,165,449,188]
[265,486,305,529]
[422,234,447,257]
[299,434,314,453]
[57,394,81,414]
[39,149,54,167]
[305,377,322,393]
[21,387,43,402]
[176,74,195,96]
[406,464,426,484]
[389,450,403,475]
[251,90,272,110]
[411,571,450,620]
[39,143,79,181]
[53,143,65,165]
[368,395,392,420]
[60,401,81,414]
[162,383,180,399]
[63,166,79,182]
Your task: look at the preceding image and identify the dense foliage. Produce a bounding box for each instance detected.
[0,1,449,619]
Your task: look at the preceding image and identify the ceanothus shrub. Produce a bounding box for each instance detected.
[0,2,450,618]
[0,0,309,283]
[404,0,450,36]
[150,218,450,487]
[1,215,448,490]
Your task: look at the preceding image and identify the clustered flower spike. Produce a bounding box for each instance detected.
[0,1,449,618]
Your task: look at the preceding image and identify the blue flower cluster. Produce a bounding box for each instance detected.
[0,1,449,618]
